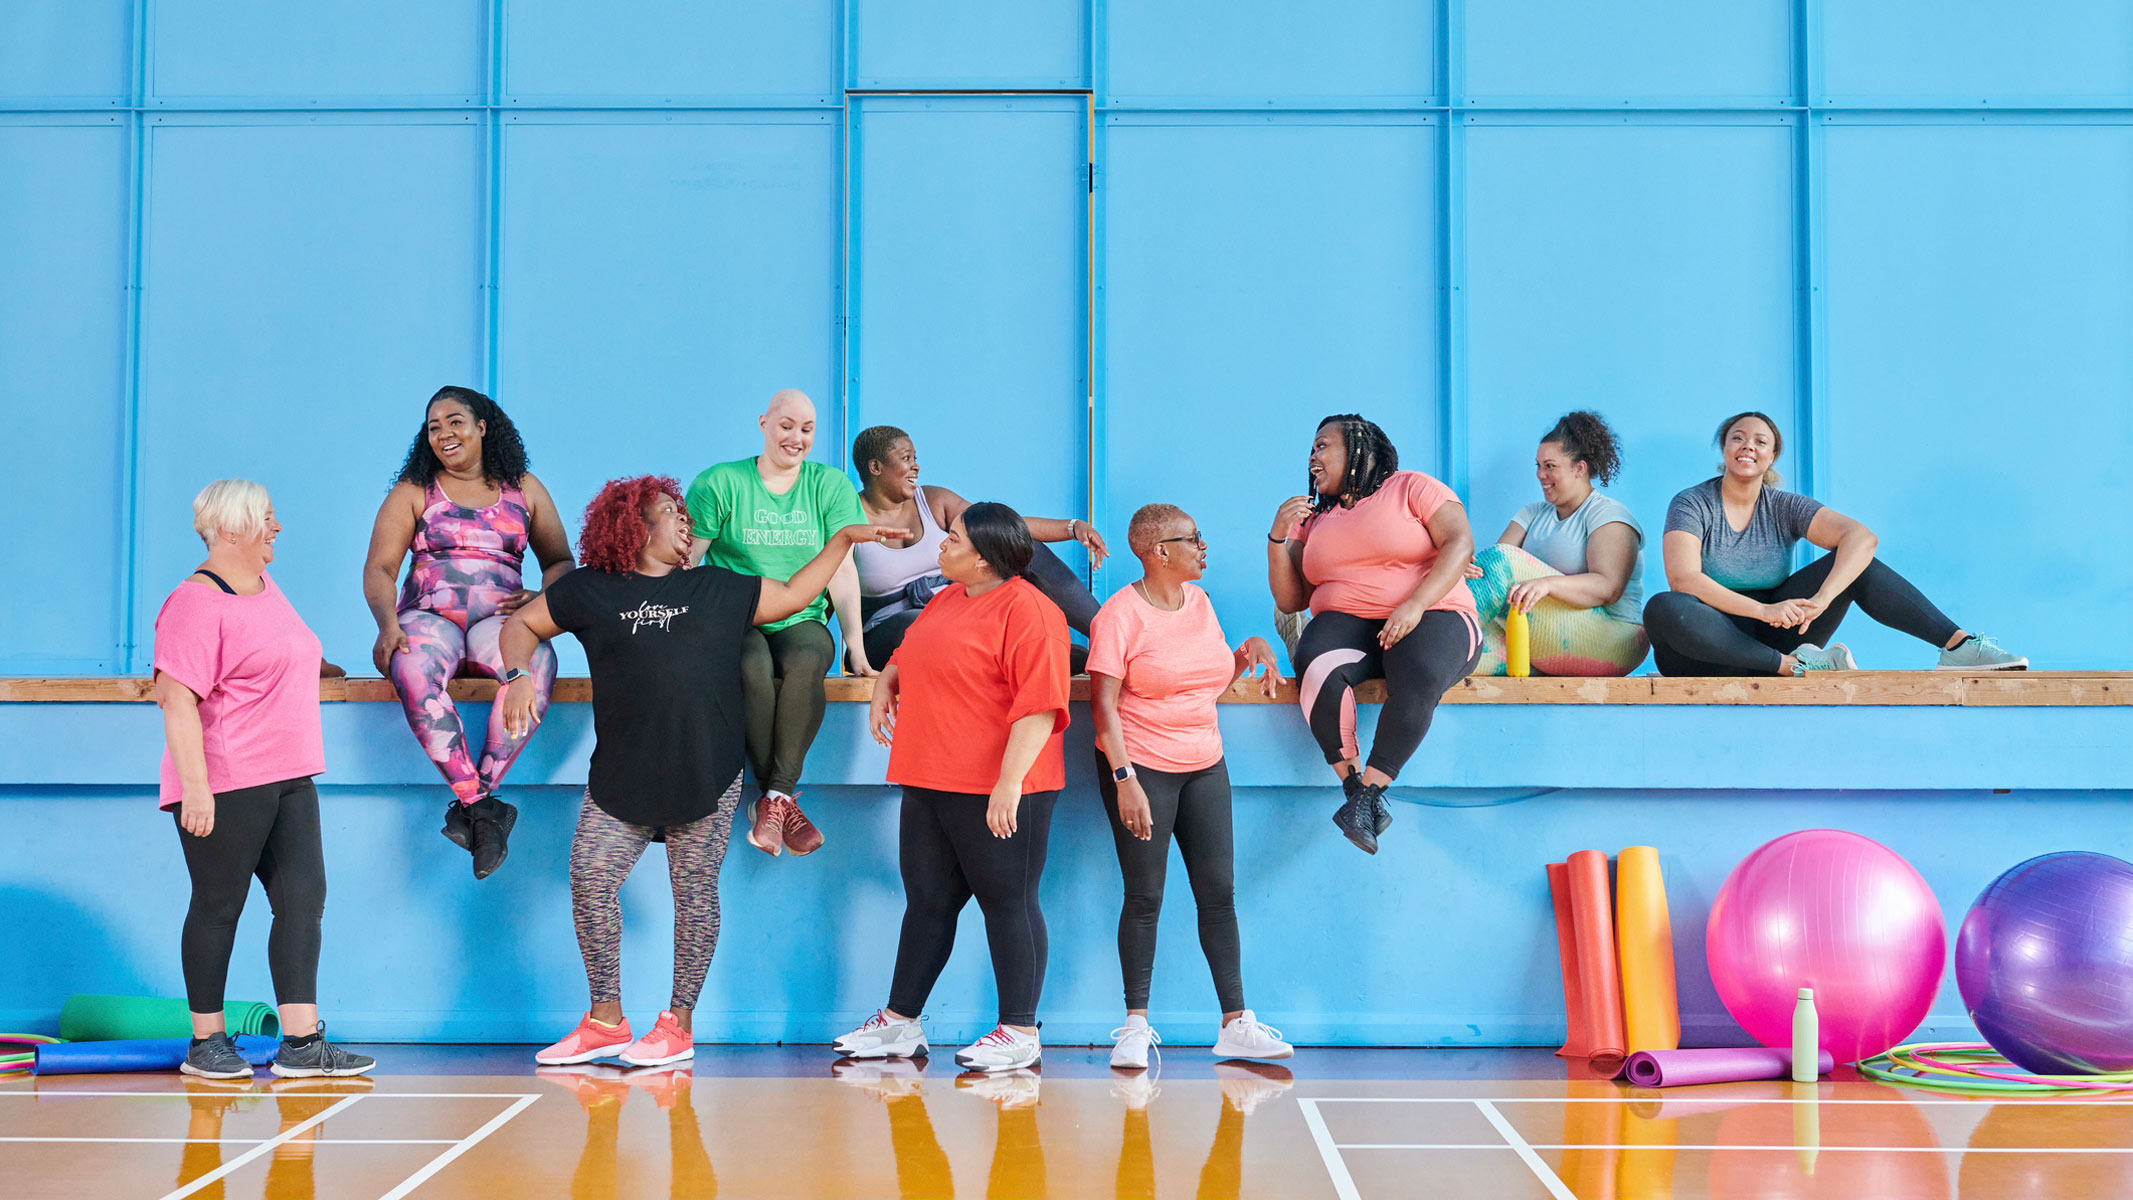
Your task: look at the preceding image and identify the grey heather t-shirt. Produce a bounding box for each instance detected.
[1510,492,1645,623]
[1663,478,1823,593]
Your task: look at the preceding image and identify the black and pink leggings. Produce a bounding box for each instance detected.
[1293,608,1481,782]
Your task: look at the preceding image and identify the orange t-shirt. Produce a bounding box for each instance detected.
[886,576,1071,795]
[1086,583,1235,773]
[1296,470,1479,620]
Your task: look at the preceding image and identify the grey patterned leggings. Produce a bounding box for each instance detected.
[569,776,743,1010]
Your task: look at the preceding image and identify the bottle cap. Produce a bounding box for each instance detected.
[1798,987,1814,999]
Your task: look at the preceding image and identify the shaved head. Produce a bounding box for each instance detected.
[765,388,815,421]
[758,388,821,469]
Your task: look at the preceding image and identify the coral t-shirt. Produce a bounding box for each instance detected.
[1295,470,1479,621]
[1086,583,1234,773]
[886,576,1071,795]
[152,573,326,809]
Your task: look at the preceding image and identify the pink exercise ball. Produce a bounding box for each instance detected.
[1706,829,1946,1063]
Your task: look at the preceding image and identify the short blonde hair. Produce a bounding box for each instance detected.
[1127,502,1189,558]
[192,479,271,547]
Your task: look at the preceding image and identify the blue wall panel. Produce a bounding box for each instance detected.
[849,97,1089,552]
[1099,117,1439,644]
[853,0,1086,90]
[1824,1,2133,106]
[1464,122,1798,615]
[498,113,842,671]
[1822,123,2133,670]
[149,0,483,104]
[0,0,132,103]
[503,1,839,104]
[1102,0,1434,107]
[1464,2,1792,105]
[0,120,131,671]
[134,119,485,672]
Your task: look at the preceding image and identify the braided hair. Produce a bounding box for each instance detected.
[1541,410,1622,486]
[393,386,529,490]
[1311,414,1399,512]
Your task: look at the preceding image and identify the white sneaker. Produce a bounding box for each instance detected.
[953,1025,1041,1072]
[1213,1060,1295,1115]
[1212,1011,1294,1060]
[831,1056,925,1098]
[1110,1017,1161,1070]
[832,1009,929,1059]
[955,1067,1042,1107]
[1110,1070,1160,1109]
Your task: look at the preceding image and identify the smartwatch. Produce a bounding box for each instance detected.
[503,668,533,685]
[1112,763,1135,783]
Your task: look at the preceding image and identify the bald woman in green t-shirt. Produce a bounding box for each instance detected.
[686,389,869,861]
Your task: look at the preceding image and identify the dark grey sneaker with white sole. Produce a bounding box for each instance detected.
[271,1024,376,1078]
[181,1032,253,1080]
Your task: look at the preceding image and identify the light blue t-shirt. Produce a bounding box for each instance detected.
[1511,492,1646,623]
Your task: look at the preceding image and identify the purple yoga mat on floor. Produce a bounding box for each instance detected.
[1623,1046,1835,1087]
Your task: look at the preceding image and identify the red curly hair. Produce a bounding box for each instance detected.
[578,475,686,574]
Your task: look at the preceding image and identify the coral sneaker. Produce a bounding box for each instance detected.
[781,793,825,856]
[747,795,791,855]
[620,1010,694,1068]
[535,1013,633,1066]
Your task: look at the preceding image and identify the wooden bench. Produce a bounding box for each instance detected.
[3,673,2125,707]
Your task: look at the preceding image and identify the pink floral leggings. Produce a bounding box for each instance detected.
[391,576,556,804]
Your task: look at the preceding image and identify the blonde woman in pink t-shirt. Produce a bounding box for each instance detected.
[1091,503,1293,1071]
[1266,415,1482,856]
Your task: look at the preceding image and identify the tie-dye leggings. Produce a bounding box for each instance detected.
[1465,544,1650,677]
[391,574,557,804]
[570,776,743,1010]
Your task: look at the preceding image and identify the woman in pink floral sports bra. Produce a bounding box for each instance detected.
[364,387,574,879]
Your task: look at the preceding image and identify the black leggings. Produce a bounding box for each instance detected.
[1643,555,1960,676]
[739,620,835,796]
[1293,609,1481,781]
[887,786,1059,1027]
[863,542,1098,671]
[1095,754,1243,1014]
[173,776,325,1014]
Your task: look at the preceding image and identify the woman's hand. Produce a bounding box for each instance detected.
[987,781,1023,838]
[1114,776,1154,841]
[845,642,879,678]
[497,588,538,616]
[371,624,409,675]
[501,676,542,739]
[837,522,914,547]
[1380,597,1429,648]
[1270,495,1314,542]
[1236,636,1286,698]
[1072,520,1110,570]
[869,667,900,747]
[1507,575,1557,613]
[1760,597,1824,633]
[1464,561,1484,580]
[178,785,215,838]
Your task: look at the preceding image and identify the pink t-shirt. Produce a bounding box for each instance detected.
[1295,470,1479,621]
[1086,583,1235,773]
[153,573,326,809]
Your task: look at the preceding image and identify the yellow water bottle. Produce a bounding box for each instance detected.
[1505,606,1531,678]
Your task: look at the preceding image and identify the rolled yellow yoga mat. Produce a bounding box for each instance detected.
[1614,846,1680,1054]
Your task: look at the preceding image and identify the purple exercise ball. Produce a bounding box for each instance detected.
[1956,851,2133,1076]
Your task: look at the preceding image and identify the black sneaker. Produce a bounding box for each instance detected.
[271,1024,376,1078]
[1332,786,1379,855]
[180,1032,253,1080]
[467,795,518,880]
[1370,786,1394,837]
[441,799,473,851]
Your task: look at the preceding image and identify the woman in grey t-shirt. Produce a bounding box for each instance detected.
[1466,411,1650,676]
[1643,412,2024,675]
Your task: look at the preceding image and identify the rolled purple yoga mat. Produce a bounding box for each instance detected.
[1623,1046,1835,1087]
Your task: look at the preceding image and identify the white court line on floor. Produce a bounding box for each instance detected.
[378,1092,540,1200]
[0,1091,541,1100]
[1475,1100,1578,1200]
[1308,1095,2133,1106]
[154,1093,366,1200]
[1297,1099,1362,1200]
[1331,1143,2133,1154]
[0,1136,457,1144]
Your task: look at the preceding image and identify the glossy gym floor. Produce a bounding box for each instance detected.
[3,1046,2127,1199]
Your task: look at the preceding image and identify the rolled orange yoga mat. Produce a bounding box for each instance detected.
[1548,861,1591,1058]
[1614,845,1680,1054]
[1568,848,1627,1059]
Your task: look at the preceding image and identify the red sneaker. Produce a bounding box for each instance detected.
[746,796,789,856]
[535,1013,633,1065]
[781,793,825,856]
[620,1010,694,1068]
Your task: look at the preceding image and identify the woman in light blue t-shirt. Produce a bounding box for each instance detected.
[1466,411,1650,676]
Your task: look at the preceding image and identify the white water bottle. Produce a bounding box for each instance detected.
[1792,987,1818,1082]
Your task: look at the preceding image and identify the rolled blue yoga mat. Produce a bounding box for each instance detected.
[32,1035,278,1076]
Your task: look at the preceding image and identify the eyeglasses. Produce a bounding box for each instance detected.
[1157,531,1206,548]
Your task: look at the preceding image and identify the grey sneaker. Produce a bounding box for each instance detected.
[271,1024,376,1078]
[1789,643,1856,674]
[1935,634,2027,672]
[181,1032,253,1080]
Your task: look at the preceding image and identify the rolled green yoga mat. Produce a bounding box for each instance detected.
[59,994,278,1041]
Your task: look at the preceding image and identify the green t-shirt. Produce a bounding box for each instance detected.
[686,457,863,633]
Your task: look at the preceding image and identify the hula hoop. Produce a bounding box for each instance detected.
[1859,1042,2133,1095]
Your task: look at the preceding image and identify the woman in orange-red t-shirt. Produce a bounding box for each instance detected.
[1266,414,1481,856]
[835,502,1070,1074]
